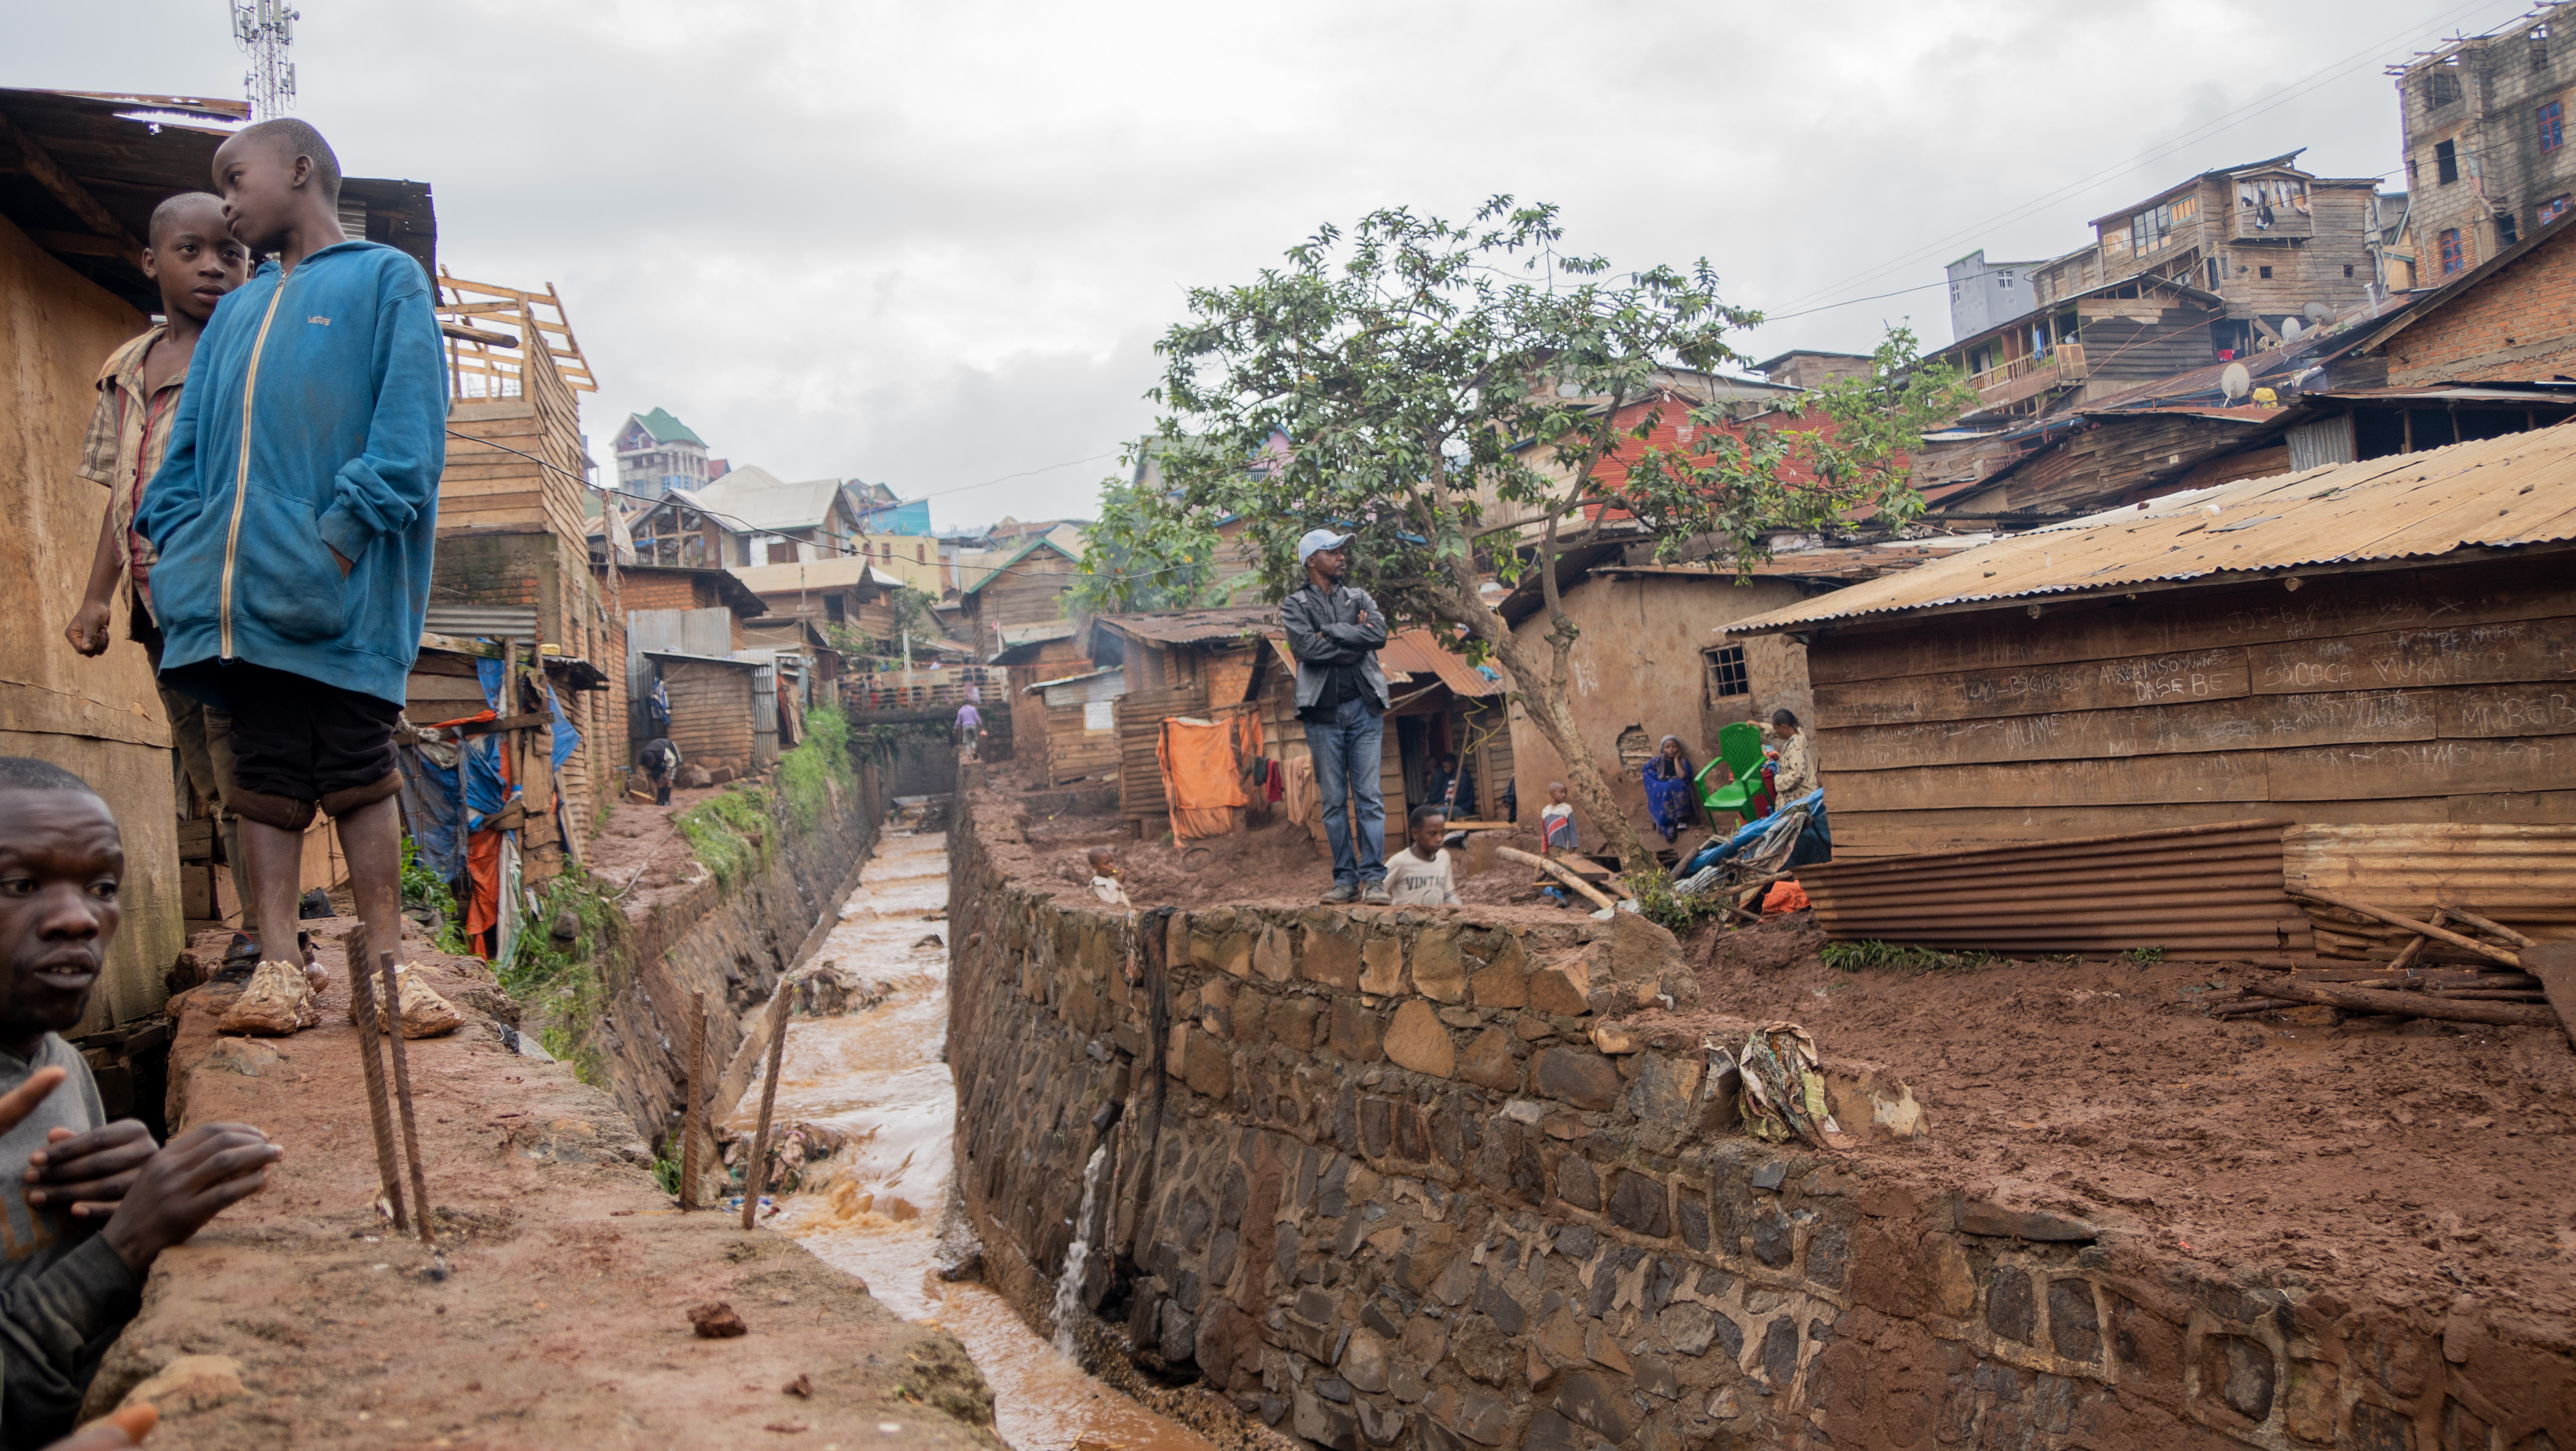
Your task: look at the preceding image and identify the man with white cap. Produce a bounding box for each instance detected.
[1281,528,1392,903]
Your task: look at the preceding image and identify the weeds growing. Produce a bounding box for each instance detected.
[1821,939,1998,975]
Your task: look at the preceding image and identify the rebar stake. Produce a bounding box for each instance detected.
[378,951,436,1245]
[679,994,707,1210]
[344,923,407,1230]
[742,991,792,1229]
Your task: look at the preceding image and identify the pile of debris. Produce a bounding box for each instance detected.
[2213,891,2573,1041]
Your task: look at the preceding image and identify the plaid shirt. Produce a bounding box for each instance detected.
[72,324,180,604]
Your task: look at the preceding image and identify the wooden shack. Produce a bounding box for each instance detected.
[1727,426,2576,945]
[646,653,762,779]
[1025,668,1125,786]
[428,273,620,845]
[953,536,1081,659]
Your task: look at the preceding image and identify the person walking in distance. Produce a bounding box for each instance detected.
[1281,529,1391,904]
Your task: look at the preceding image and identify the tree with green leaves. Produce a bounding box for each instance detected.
[1065,476,1225,616]
[1141,199,1974,870]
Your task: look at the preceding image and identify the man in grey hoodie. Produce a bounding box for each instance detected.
[0,757,280,1446]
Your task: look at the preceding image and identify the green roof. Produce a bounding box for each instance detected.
[628,408,705,447]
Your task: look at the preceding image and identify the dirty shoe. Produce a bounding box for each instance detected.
[1361,882,1391,906]
[350,964,465,1039]
[219,960,320,1036]
[1321,882,1358,904]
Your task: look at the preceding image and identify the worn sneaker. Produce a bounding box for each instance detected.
[350,964,467,1039]
[1321,882,1359,904]
[1361,882,1392,906]
[218,960,319,1036]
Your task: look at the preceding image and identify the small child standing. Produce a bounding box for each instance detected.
[1382,806,1459,907]
[1538,782,1579,855]
[1087,845,1130,907]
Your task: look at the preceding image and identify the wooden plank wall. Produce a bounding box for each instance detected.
[1045,704,1120,784]
[1117,681,1208,827]
[1809,554,2576,858]
[662,661,756,775]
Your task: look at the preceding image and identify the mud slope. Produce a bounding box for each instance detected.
[90,931,1001,1450]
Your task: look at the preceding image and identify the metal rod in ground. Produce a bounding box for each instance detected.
[344,924,408,1230]
[378,951,436,1245]
[680,994,706,1210]
[742,990,793,1230]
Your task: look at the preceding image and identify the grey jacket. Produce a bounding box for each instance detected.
[0,1037,143,1447]
[1281,582,1391,712]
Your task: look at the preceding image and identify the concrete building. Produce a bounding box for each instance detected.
[612,407,713,502]
[1943,250,2045,340]
[2397,3,2576,287]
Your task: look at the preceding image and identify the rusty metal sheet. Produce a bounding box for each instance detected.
[1728,426,2576,636]
[2283,824,2576,942]
[1799,819,2310,960]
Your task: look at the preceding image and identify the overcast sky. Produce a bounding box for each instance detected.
[9,0,2537,530]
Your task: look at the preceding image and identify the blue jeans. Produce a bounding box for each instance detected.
[1306,696,1386,885]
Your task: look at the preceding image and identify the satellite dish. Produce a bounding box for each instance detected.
[2280,317,2303,341]
[2304,301,2335,325]
[2221,362,2253,402]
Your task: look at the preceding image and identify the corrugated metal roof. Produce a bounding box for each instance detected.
[1726,425,2576,635]
[1801,819,2311,960]
[1093,606,1277,644]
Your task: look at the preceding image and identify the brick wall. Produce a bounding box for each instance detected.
[2389,223,2576,384]
[621,571,714,614]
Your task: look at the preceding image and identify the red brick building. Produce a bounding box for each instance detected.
[2353,212,2576,384]
[605,565,767,651]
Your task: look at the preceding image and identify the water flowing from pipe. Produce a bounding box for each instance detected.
[1052,1143,1111,1357]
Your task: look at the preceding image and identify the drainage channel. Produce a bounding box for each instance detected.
[729,815,1211,1451]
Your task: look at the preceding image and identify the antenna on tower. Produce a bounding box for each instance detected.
[230,0,300,120]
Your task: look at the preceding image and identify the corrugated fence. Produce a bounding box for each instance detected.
[1800,819,2313,961]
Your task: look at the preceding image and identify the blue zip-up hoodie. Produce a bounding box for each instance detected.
[138,239,446,706]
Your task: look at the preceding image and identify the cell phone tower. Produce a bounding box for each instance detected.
[230,0,300,120]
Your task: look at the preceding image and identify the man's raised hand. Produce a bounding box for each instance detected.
[99,1123,281,1274]
[27,1119,159,1218]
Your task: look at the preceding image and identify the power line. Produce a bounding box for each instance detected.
[1762,0,2519,320]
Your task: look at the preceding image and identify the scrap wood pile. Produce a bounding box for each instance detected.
[2208,888,2574,1039]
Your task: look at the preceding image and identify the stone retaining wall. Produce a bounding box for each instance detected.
[594,759,887,1153]
[947,781,2573,1451]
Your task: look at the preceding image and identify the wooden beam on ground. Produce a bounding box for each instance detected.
[2288,891,2522,969]
[0,112,145,269]
[2241,974,2559,1028]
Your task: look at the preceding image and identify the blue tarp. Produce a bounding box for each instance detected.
[395,744,463,882]
[1677,789,1827,877]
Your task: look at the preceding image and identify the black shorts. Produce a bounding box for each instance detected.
[167,659,403,830]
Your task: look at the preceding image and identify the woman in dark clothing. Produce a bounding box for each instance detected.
[1641,734,1699,842]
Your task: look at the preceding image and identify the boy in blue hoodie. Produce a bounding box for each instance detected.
[137,119,456,1033]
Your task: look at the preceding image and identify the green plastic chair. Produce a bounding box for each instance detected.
[1696,722,1769,820]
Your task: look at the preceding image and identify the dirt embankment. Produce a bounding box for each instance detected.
[92,929,1001,1449]
[1623,911,2576,1326]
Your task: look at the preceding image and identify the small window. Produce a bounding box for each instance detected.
[2436,139,2460,184]
[2259,265,2274,279]
[2542,100,2565,152]
[2440,228,2466,273]
[2544,194,2573,224]
[2536,23,2552,69]
[2343,264,2355,277]
[2500,211,2521,247]
[1706,645,1751,701]
[2428,68,2463,107]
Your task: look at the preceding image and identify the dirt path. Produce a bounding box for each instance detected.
[1623,912,2576,1327]
[96,933,1003,1449]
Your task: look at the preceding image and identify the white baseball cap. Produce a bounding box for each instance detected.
[1296,528,1354,564]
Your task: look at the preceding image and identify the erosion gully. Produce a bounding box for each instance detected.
[726,815,1209,1451]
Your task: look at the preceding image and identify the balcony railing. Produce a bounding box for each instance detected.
[1969,343,2089,408]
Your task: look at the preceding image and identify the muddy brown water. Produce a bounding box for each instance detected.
[727,818,1211,1451]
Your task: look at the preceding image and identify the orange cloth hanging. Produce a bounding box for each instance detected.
[1158,717,1249,841]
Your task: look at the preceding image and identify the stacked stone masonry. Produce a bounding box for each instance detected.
[946,787,2573,1451]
